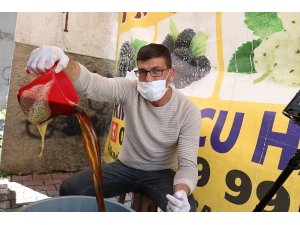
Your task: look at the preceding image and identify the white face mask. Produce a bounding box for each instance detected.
[137,70,171,101]
[137,79,168,101]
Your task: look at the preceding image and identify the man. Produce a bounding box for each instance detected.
[27,43,201,212]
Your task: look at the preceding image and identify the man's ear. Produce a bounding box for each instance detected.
[168,67,175,84]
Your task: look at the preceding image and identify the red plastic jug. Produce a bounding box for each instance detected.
[17,66,79,124]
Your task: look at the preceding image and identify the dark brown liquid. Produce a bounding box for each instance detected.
[74,105,105,212]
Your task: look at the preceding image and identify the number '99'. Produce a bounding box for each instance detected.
[197,157,290,212]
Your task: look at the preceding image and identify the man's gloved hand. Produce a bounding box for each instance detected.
[26,45,69,75]
[166,190,191,212]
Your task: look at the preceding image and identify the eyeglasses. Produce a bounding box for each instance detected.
[134,68,170,78]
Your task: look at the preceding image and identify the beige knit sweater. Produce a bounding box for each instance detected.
[73,64,201,193]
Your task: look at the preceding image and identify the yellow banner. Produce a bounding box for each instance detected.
[104,12,300,212]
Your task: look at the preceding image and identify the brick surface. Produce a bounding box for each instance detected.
[10,199,17,209]
[0,184,8,189]
[11,175,33,182]
[51,173,72,180]
[0,193,15,202]
[23,180,44,186]
[0,200,10,209]
[34,185,56,192]
[38,190,48,196]
[0,185,10,194]
[44,179,63,186]
[55,184,61,191]
[13,180,23,185]
[46,190,59,197]
[33,174,53,180]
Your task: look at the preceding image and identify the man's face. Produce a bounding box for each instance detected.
[137,57,174,84]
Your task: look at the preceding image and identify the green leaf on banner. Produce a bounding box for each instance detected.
[169,19,179,43]
[227,40,262,74]
[132,39,147,55]
[189,31,208,57]
[132,39,147,68]
[244,12,284,40]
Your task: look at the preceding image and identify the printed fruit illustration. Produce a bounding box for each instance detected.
[117,41,136,77]
[162,20,211,89]
[228,12,300,86]
[253,30,300,85]
[117,39,148,77]
[116,19,212,89]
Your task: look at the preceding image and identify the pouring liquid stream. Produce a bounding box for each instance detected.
[35,104,105,212]
[36,120,51,159]
[74,104,105,212]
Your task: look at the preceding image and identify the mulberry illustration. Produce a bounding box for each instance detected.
[162,34,175,53]
[253,30,300,85]
[175,28,196,48]
[161,25,211,89]
[174,47,193,64]
[191,55,211,71]
[171,53,210,89]
[117,41,135,77]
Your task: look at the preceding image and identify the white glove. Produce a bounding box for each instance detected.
[26,45,69,75]
[166,190,191,212]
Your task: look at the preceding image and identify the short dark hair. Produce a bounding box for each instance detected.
[136,43,172,68]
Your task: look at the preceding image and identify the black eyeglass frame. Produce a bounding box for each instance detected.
[134,68,170,78]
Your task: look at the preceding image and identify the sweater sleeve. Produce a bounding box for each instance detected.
[173,105,201,194]
[72,63,135,104]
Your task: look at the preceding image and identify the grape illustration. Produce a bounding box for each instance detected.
[117,41,136,77]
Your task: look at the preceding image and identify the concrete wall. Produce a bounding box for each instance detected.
[0,12,17,111]
[1,13,118,174]
[15,12,118,60]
